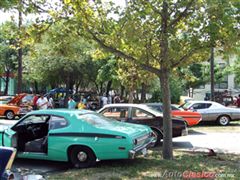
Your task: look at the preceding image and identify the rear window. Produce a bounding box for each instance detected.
[78,113,116,126]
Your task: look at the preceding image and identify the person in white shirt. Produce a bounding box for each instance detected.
[101,95,108,107]
[36,94,48,110]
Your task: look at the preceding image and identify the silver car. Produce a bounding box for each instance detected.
[180,101,240,126]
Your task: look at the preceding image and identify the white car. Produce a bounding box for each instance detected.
[180,101,240,126]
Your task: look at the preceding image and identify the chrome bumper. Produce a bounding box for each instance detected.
[129,139,156,159]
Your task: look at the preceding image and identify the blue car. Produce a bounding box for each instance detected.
[0,147,16,180]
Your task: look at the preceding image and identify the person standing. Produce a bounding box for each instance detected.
[113,94,121,103]
[36,94,48,110]
[78,99,86,109]
[32,93,39,110]
[101,94,108,107]
[68,96,76,109]
[48,95,54,109]
[236,94,240,107]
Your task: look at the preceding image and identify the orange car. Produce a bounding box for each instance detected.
[146,103,202,126]
[0,93,32,120]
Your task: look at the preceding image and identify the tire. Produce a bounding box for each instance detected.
[5,111,15,120]
[217,115,230,126]
[69,146,96,168]
[151,129,162,147]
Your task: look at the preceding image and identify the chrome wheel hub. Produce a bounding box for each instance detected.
[219,117,228,125]
[7,112,14,119]
[77,151,88,162]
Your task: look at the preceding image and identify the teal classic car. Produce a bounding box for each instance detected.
[0,109,155,168]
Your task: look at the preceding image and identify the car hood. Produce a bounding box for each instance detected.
[7,93,26,105]
[95,120,151,138]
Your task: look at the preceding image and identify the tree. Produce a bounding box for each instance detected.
[0,22,18,95]
[1,0,50,93]
[24,21,97,96]
[58,0,239,159]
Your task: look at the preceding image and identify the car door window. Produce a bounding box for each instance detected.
[205,103,212,108]
[101,107,128,121]
[49,116,68,130]
[131,108,154,120]
[191,103,206,109]
[18,115,49,125]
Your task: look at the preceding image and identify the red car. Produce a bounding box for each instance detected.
[146,103,202,126]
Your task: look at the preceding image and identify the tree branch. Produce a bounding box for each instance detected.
[87,29,136,61]
[87,28,161,75]
[139,64,160,75]
[171,46,203,68]
[144,0,164,19]
[169,0,195,28]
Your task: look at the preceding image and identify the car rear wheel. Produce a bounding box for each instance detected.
[69,146,96,168]
[151,129,162,147]
[5,111,15,120]
[217,115,230,126]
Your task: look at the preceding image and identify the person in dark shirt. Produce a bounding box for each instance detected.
[236,94,240,107]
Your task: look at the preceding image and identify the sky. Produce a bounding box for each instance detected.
[0,0,126,24]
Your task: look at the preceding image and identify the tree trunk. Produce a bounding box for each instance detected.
[100,82,103,95]
[210,47,215,101]
[128,90,134,103]
[76,82,80,94]
[159,69,173,160]
[140,83,147,103]
[65,75,71,107]
[17,1,23,94]
[4,69,10,95]
[106,80,112,96]
[34,80,39,94]
[120,85,125,99]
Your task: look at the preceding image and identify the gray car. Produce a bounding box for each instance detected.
[180,101,240,126]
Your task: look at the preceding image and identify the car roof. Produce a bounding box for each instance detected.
[186,101,224,107]
[28,109,94,116]
[145,103,163,106]
[188,100,217,104]
[100,103,163,116]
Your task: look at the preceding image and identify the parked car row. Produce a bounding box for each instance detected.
[0,103,190,169]
[1,96,239,170]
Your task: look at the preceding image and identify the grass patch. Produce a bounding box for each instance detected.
[47,148,240,180]
[189,121,240,133]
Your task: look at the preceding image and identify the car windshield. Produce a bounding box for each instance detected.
[180,102,192,110]
[78,113,116,126]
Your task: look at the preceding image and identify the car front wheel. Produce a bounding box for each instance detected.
[217,115,230,126]
[5,111,15,120]
[69,146,96,168]
[151,129,162,147]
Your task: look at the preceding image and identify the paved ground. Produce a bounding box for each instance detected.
[173,130,240,154]
[1,118,239,178]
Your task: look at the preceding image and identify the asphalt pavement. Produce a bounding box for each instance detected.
[173,130,240,154]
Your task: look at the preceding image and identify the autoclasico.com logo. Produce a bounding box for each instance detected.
[158,170,235,179]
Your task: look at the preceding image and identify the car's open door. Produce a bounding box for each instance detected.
[1,127,17,148]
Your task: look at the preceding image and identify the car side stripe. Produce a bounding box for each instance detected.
[49,132,126,139]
